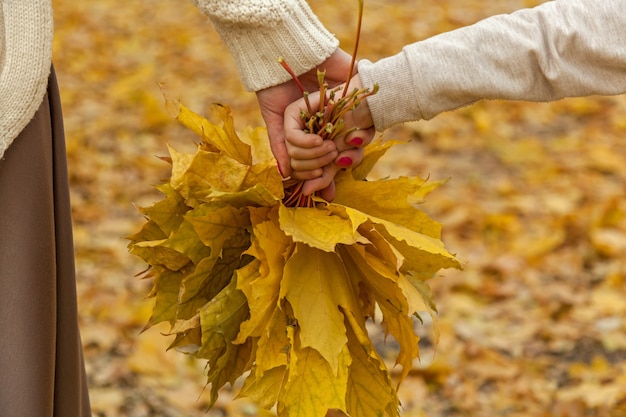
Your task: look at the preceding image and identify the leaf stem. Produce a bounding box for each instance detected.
[278,57,313,114]
[342,0,364,98]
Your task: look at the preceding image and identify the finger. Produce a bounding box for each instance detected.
[286,134,336,160]
[318,180,336,202]
[262,111,291,177]
[290,167,324,181]
[284,98,323,146]
[290,148,338,174]
[298,147,362,197]
[285,128,324,149]
[334,147,365,169]
[301,163,342,196]
[341,126,376,151]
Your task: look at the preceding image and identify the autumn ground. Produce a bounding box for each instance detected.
[52,0,626,416]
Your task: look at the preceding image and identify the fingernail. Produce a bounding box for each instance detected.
[349,137,363,146]
[336,157,353,167]
[277,163,291,180]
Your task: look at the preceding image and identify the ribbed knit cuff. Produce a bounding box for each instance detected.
[209,0,339,92]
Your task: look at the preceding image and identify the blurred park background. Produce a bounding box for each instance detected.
[51,0,626,416]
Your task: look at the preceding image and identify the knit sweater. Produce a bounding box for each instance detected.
[192,0,338,92]
[0,0,54,160]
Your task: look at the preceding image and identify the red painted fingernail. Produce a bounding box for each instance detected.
[349,137,363,146]
[336,157,353,167]
[277,162,284,177]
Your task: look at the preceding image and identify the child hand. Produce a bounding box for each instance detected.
[283,73,375,199]
[256,48,354,179]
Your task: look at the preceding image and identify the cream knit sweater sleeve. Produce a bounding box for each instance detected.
[359,0,626,131]
[0,0,53,160]
[191,0,339,92]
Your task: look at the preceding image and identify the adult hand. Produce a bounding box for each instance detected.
[284,72,375,200]
[255,48,354,178]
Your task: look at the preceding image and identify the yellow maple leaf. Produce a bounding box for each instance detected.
[253,309,290,378]
[280,328,351,417]
[334,172,447,238]
[279,205,365,252]
[238,365,287,409]
[171,100,251,165]
[280,242,357,375]
[235,207,290,343]
[345,323,400,417]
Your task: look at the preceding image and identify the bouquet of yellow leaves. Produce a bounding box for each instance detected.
[128,100,461,417]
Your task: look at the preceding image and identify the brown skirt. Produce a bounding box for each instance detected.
[0,68,91,416]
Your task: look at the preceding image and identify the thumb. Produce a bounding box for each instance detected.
[262,111,292,178]
[301,162,341,199]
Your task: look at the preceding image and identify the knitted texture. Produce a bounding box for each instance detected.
[193,0,338,92]
[0,0,53,160]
